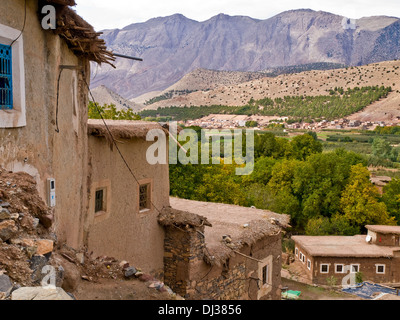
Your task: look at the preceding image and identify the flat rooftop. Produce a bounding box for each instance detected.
[292,235,400,258]
[366,225,400,235]
[169,197,290,265]
[87,119,165,140]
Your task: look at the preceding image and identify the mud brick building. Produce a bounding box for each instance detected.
[0,0,114,249]
[293,225,400,286]
[85,120,170,276]
[159,198,290,300]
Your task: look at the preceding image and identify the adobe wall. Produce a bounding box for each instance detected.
[294,244,400,285]
[86,136,169,277]
[312,256,399,285]
[164,226,283,300]
[368,230,400,247]
[0,0,90,249]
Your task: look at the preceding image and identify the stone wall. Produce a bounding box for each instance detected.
[295,244,400,285]
[163,225,283,300]
[192,261,248,300]
[163,226,206,296]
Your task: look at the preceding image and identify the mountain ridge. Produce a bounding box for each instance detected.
[91,9,400,99]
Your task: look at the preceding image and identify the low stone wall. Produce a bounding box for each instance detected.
[192,262,247,300]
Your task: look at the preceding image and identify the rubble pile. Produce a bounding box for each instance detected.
[0,168,179,300]
[0,168,58,298]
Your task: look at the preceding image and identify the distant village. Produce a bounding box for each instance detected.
[184,114,400,131]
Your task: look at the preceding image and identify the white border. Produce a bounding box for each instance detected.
[335,264,345,274]
[350,264,360,274]
[0,23,26,128]
[320,263,330,274]
[376,264,386,274]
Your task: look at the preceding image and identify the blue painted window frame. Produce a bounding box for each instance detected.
[0,43,13,110]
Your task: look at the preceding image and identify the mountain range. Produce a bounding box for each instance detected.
[91,9,400,100]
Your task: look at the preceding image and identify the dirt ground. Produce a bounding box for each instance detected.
[73,278,175,300]
[281,278,363,300]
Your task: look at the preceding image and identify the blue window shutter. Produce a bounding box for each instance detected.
[0,43,13,110]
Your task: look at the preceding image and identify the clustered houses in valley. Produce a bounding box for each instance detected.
[0,0,291,300]
[292,225,400,286]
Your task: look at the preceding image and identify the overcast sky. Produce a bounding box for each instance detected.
[75,0,400,31]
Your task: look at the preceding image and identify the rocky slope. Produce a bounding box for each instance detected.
[90,85,142,112]
[91,9,400,99]
[143,60,400,123]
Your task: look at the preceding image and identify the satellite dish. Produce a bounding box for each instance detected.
[366,235,372,243]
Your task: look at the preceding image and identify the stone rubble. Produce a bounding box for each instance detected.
[0,168,181,300]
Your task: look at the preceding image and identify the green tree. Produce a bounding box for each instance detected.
[195,164,246,205]
[267,159,303,224]
[382,179,400,224]
[245,120,258,128]
[292,149,366,221]
[290,134,322,161]
[372,138,398,162]
[254,133,290,159]
[242,156,277,186]
[88,101,141,120]
[305,214,360,236]
[340,164,396,228]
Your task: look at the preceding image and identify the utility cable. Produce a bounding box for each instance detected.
[10,0,27,47]
[82,71,164,216]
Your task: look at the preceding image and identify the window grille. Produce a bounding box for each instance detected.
[95,189,104,213]
[0,44,12,110]
[139,184,150,211]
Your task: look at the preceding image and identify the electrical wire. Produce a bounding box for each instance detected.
[10,0,27,47]
[55,68,64,133]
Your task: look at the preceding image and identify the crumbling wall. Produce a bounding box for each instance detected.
[163,226,283,300]
[0,0,90,250]
[0,169,57,291]
[163,226,206,296]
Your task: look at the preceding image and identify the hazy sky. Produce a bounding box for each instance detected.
[75,0,400,31]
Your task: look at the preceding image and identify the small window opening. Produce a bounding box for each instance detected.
[320,264,329,274]
[262,265,269,286]
[95,189,105,213]
[336,264,344,273]
[139,184,150,211]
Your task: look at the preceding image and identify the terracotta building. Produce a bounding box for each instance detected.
[292,225,400,286]
[0,0,114,248]
[159,198,290,300]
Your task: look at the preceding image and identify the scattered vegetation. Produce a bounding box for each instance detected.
[170,130,400,235]
[144,89,199,105]
[140,86,392,122]
[88,101,141,120]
